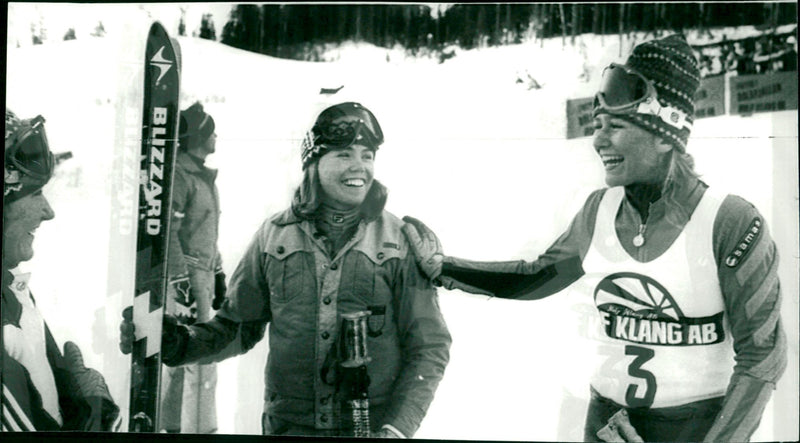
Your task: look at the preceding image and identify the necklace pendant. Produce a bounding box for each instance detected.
[633,234,645,247]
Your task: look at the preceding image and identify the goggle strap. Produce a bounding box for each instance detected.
[636,100,692,131]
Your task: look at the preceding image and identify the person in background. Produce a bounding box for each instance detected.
[159,102,226,434]
[122,101,451,438]
[752,38,772,74]
[779,35,797,72]
[2,109,119,431]
[403,35,786,442]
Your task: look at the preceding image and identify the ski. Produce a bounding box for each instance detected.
[126,22,182,433]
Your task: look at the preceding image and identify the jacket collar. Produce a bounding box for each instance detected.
[2,268,23,327]
[623,175,707,227]
[177,151,217,179]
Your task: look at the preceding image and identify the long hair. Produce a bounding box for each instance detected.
[291,163,323,219]
[662,148,701,190]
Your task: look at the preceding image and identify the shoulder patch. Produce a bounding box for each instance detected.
[382,242,400,250]
[725,217,762,268]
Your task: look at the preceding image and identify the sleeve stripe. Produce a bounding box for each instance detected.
[744,270,779,319]
[704,376,774,442]
[734,236,773,286]
[2,414,23,431]
[2,385,36,431]
[748,323,788,381]
[752,300,782,346]
[726,381,774,441]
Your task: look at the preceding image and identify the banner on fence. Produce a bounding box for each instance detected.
[566,97,595,139]
[694,74,726,118]
[729,71,798,115]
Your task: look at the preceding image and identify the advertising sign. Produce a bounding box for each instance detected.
[695,75,726,119]
[566,97,595,139]
[730,72,798,115]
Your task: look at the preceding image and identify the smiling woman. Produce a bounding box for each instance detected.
[402,34,787,443]
[119,101,452,438]
[592,114,671,187]
[317,145,375,210]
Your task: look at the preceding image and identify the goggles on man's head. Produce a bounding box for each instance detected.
[5,115,55,181]
[593,63,692,132]
[310,102,384,150]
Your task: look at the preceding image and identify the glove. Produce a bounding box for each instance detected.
[401,216,444,282]
[119,307,181,355]
[62,341,120,431]
[597,409,644,442]
[171,275,197,325]
[119,306,136,355]
[213,270,227,311]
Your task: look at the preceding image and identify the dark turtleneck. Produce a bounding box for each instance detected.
[625,182,663,224]
[314,203,362,257]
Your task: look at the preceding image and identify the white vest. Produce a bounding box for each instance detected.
[3,270,63,425]
[578,186,735,408]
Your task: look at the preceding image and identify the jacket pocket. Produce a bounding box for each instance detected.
[266,250,313,304]
[340,251,378,306]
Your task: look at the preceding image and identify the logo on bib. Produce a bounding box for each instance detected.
[593,272,724,346]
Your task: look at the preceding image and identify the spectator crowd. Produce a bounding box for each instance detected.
[694,29,798,78]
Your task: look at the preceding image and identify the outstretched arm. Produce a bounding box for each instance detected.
[401,190,603,300]
[121,221,271,366]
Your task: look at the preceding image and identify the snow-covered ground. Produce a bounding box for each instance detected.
[5,7,798,442]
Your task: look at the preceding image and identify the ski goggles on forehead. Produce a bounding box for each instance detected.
[311,103,384,149]
[5,115,55,180]
[593,63,692,131]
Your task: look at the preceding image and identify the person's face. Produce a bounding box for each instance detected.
[592,114,672,187]
[317,144,375,209]
[3,189,55,269]
[187,132,216,161]
[193,132,216,158]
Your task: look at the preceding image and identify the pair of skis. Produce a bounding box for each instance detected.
[110,21,181,432]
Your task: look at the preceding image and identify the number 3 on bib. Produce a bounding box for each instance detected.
[625,345,657,407]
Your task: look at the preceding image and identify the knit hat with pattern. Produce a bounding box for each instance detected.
[619,34,700,152]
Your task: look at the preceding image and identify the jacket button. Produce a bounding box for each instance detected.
[321,331,330,340]
[330,262,338,270]
[277,246,285,254]
[323,297,331,305]
[377,252,385,260]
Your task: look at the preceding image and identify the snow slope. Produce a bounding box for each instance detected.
[5,11,798,441]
